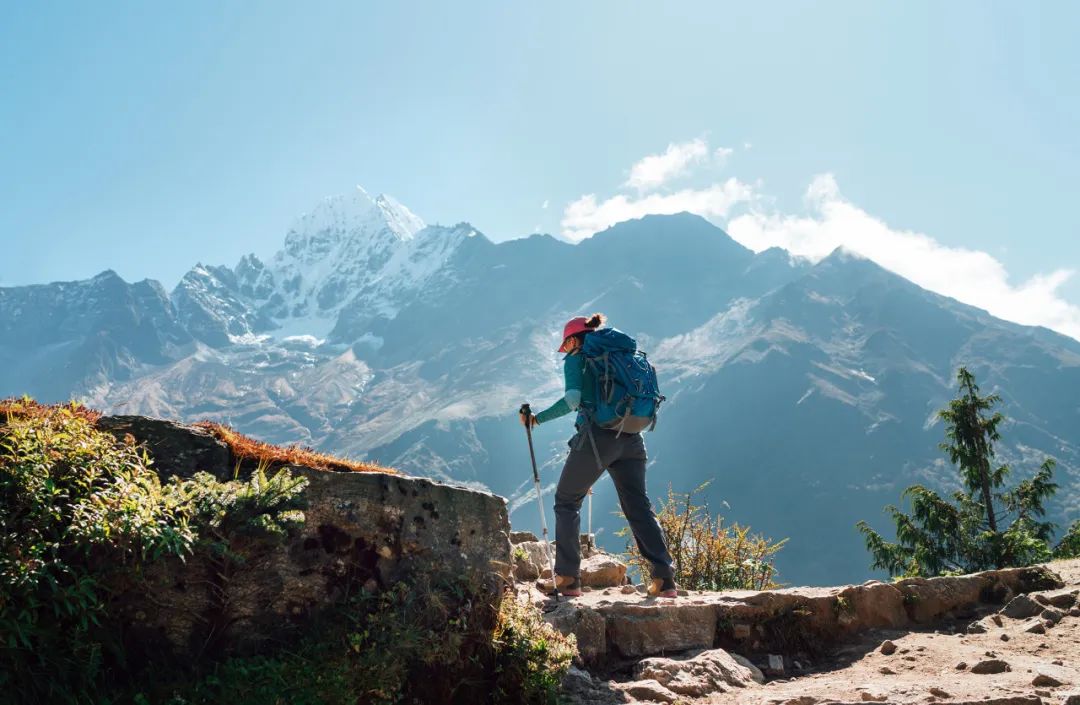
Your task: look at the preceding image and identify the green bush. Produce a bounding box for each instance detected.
[0,403,307,704]
[490,593,576,705]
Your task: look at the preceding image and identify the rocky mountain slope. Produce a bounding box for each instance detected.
[2,187,1078,584]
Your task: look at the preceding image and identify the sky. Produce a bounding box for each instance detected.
[2,2,1079,337]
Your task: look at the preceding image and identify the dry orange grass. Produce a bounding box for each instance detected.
[194,421,396,475]
[0,397,101,425]
[1,397,394,475]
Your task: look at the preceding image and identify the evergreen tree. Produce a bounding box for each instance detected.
[858,367,1059,577]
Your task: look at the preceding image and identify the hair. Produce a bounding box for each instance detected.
[584,312,606,330]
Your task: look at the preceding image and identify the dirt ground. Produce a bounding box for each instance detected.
[704,559,1080,705]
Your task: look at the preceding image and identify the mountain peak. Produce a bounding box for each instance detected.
[285,187,424,252]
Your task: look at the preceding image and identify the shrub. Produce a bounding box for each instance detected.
[0,403,307,704]
[490,592,576,704]
[620,482,786,590]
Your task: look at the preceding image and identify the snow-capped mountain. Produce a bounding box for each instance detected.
[3,190,1078,585]
[172,186,485,348]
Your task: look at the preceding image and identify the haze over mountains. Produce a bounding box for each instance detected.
[2,186,1077,584]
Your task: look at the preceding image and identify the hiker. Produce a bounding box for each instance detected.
[520,313,677,598]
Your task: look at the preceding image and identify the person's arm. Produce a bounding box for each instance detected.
[533,354,584,424]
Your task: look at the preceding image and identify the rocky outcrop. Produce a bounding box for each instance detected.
[97,414,512,657]
[536,565,1062,668]
[555,561,1080,705]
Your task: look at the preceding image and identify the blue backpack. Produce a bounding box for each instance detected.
[579,328,664,434]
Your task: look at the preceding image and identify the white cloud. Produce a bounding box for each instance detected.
[625,138,709,192]
[561,178,757,243]
[541,199,549,209]
[727,173,1080,340]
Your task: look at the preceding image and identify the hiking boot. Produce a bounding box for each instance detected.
[648,577,678,598]
[540,575,582,597]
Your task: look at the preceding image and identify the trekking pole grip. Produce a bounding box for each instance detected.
[519,402,531,417]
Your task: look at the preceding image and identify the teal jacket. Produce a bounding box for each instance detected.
[534,351,596,426]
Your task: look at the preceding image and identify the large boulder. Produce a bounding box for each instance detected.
[634,648,762,696]
[98,415,512,657]
[606,601,719,659]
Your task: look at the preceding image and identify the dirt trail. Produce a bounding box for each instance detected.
[556,560,1080,705]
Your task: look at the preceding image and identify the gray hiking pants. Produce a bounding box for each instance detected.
[553,425,674,580]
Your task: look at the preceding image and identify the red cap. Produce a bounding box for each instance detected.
[558,316,591,352]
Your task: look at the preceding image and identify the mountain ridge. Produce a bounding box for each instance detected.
[2,189,1077,584]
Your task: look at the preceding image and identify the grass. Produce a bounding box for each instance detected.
[1,397,395,475]
[0,397,101,424]
[195,422,396,475]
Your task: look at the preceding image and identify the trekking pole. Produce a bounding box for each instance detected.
[587,489,593,537]
[520,403,558,600]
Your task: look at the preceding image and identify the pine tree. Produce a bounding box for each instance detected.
[857,367,1059,577]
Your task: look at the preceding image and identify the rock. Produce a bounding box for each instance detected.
[579,533,599,559]
[929,687,951,698]
[103,415,512,658]
[860,691,889,702]
[894,573,990,623]
[510,530,538,544]
[840,582,909,629]
[677,589,689,597]
[767,654,785,676]
[1000,633,1010,641]
[956,662,968,670]
[879,666,897,675]
[544,604,607,662]
[1070,607,1080,618]
[559,666,624,705]
[970,659,1011,674]
[879,640,898,655]
[634,647,764,696]
[96,415,231,480]
[730,653,766,685]
[1063,694,1080,705]
[1001,594,1044,619]
[967,619,989,634]
[620,585,636,595]
[578,553,627,588]
[1035,589,1077,609]
[1041,606,1065,624]
[991,614,1003,626]
[614,678,678,704]
[1023,619,1047,634]
[605,601,718,659]
[635,583,647,594]
[733,623,753,639]
[1031,673,1064,687]
[511,540,552,582]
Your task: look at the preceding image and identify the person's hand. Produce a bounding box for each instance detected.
[519,410,538,427]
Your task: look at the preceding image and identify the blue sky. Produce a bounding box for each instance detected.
[2,2,1078,333]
